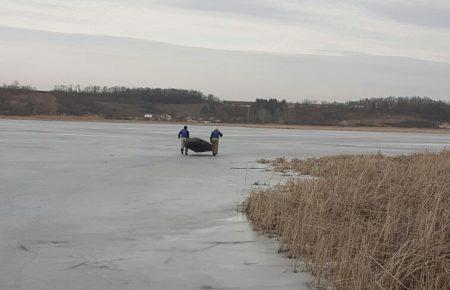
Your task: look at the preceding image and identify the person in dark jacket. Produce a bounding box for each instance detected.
[178,126,190,155]
[210,128,223,156]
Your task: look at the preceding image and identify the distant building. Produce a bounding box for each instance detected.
[438,122,450,129]
[144,113,172,121]
[160,114,172,121]
[338,120,348,127]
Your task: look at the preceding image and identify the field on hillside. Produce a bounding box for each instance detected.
[246,151,450,289]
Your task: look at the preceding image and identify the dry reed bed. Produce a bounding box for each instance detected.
[246,151,450,289]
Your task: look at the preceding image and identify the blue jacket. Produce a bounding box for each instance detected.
[178,129,189,138]
[210,130,223,139]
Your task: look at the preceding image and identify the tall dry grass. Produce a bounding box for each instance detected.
[246,151,450,289]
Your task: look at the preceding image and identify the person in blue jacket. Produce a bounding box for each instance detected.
[178,125,190,155]
[210,128,223,156]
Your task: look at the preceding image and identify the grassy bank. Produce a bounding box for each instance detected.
[246,152,450,289]
[2,115,450,134]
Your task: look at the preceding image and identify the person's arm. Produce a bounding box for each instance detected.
[210,132,213,142]
[178,130,181,139]
[219,131,223,137]
[187,131,189,138]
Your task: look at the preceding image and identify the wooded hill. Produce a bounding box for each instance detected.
[1,83,449,128]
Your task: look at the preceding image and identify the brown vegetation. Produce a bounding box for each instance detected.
[246,152,450,289]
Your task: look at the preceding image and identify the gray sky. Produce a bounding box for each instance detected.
[0,0,449,101]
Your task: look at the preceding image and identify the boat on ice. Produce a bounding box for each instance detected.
[185,138,212,153]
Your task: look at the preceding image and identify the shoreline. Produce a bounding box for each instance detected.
[1,115,450,134]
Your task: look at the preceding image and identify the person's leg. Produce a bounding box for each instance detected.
[180,138,186,155]
[212,139,218,155]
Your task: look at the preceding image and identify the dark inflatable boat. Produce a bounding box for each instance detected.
[185,138,212,152]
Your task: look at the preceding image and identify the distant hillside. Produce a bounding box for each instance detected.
[1,84,449,128]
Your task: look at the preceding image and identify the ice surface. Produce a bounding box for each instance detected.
[0,120,448,290]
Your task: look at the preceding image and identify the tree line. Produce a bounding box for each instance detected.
[245,96,450,125]
[1,82,449,127]
[348,97,450,121]
[53,84,215,104]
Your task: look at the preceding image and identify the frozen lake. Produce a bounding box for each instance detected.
[1,120,448,290]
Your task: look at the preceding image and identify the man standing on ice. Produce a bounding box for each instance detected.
[178,125,189,155]
[210,128,223,156]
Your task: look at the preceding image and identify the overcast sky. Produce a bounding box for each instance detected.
[1,0,449,101]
